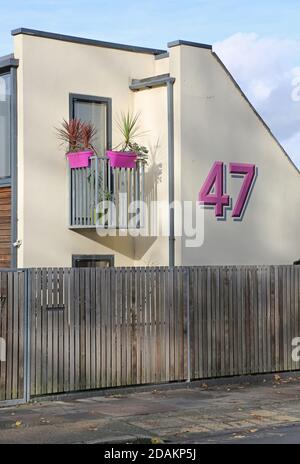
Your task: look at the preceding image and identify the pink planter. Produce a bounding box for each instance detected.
[67,150,93,168]
[106,150,137,169]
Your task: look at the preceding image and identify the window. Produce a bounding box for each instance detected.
[72,255,114,268]
[0,74,11,178]
[70,94,112,156]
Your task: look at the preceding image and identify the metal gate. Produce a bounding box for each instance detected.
[0,270,28,405]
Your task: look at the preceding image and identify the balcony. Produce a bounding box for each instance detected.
[69,156,145,229]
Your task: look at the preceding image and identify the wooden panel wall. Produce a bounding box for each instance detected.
[0,187,11,268]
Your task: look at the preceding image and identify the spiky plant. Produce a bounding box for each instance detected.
[114,111,149,163]
[116,111,144,151]
[55,118,83,152]
[81,122,97,151]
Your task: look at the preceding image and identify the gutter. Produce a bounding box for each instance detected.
[130,74,176,267]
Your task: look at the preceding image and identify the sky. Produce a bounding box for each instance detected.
[0,0,300,168]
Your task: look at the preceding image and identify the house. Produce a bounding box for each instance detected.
[0,28,299,269]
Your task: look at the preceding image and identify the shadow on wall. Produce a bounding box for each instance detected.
[134,139,163,261]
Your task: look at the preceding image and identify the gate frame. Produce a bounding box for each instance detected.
[0,268,30,406]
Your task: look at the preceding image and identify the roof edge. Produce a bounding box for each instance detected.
[168,40,212,50]
[11,28,166,56]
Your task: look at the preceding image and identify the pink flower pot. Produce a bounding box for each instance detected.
[67,150,93,168]
[106,150,137,169]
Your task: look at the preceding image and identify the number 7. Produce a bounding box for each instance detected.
[229,163,256,218]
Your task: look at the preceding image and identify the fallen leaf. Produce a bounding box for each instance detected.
[40,418,50,424]
[151,437,163,444]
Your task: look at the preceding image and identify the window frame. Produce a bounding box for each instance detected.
[72,254,115,268]
[0,72,12,183]
[69,93,112,152]
[0,60,18,268]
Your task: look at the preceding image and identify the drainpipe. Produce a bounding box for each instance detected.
[167,80,175,267]
[130,74,176,267]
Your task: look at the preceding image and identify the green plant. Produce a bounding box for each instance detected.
[115,111,149,162]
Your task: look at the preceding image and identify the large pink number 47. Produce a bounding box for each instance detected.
[199,161,256,219]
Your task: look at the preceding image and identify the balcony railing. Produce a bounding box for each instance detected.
[69,156,145,229]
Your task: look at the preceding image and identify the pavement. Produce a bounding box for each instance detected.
[1,373,300,444]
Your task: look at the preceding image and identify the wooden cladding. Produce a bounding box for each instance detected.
[0,187,11,268]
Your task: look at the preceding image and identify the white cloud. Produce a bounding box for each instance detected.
[214,33,300,169]
[282,132,300,169]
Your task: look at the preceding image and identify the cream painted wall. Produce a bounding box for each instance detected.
[133,86,169,266]
[13,34,157,267]
[174,44,300,265]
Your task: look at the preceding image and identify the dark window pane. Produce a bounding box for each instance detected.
[0,74,11,178]
[73,256,113,268]
[74,100,107,156]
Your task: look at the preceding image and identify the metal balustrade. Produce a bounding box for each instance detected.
[69,156,145,228]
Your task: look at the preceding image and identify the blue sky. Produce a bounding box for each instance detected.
[1,0,300,53]
[1,0,300,167]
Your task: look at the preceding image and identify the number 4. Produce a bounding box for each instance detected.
[198,161,230,217]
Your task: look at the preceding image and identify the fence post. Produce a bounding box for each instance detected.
[186,267,191,383]
[23,269,31,403]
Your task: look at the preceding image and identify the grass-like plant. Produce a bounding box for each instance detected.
[81,122,97,151]
[115,111,149,162]
[56,118,83,152]
[56,118,97,153]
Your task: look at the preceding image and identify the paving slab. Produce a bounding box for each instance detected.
[1,374,300,443]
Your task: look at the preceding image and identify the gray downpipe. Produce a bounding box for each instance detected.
[167,80,175,267]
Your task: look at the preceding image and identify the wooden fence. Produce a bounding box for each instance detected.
[29,267,188,396]
[0,271,26,403]
[0,265,299,403]
[189,266,300,379]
